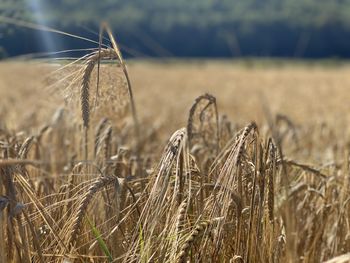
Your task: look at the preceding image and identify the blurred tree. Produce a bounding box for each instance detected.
[2,0,350,57]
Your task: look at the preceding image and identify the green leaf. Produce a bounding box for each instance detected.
[86,216,113,262]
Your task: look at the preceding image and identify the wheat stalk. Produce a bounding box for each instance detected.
[80,48,117,160]
[68,175,120,247]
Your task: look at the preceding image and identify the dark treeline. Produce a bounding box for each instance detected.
[1,0,350,58]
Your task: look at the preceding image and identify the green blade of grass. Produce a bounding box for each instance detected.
[86,216,113,262]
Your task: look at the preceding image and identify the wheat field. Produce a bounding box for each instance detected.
[0,47,350,262]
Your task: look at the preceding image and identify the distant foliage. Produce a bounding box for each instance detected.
[2,0,350,57]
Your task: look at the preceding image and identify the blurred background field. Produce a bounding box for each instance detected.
[1,60,350,135]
